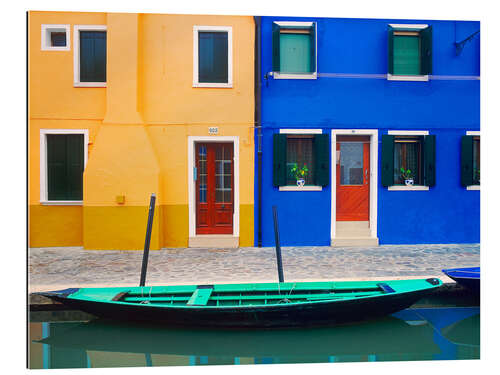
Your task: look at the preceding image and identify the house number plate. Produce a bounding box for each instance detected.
[208,127,218,135]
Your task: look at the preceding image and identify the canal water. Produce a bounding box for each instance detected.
[28,306,479,369]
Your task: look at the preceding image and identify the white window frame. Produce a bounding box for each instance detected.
[40,129,89,205]
[278,128,322,191]
[466,131,480,190]
[387,130,430,191]
[73,25,107,87]
[193,26,233,88]
[387,23,429,82]
[273,21,317,80]
[41,24,70,51]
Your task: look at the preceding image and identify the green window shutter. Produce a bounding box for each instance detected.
[381,135,394,187]
[387,26,394,75]
[198,31,229,83]
[47,134,84,200]
[314,133,329,186]
[80,31,106,82]
[420,26,433,75]
[272,23,280,72]
[423,135,436,187]
[309,23,316,73]
[273,134,287,187]
[461,135,474,187]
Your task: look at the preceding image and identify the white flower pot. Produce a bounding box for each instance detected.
[296,179,305,187]
[405,179,414,186]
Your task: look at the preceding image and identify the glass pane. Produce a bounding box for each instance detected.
[280,33,311,73]
[286,137,315,185]
[216,190,223,203]
[223,190,231,203]
[340,143,363,185]
[51,32,66,47]
[394,141,420,184]
[198,146,207,203]
[393,35,420,75]
[198,32,228,83]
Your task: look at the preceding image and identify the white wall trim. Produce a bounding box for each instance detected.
[388,185,430,191]
[279,186,322,191]
[41,24,70,51]
[274,21,314,28]
[389,24,429,29]
[387,74,429,82]
[274,72,318,80]
[467,185,480,191]
[73,25,107,87]
[193,26,233,88]
[187,136,239,238]
[331,129,378,240]
[39,129,89,204]
[466,131,480,136]
[280,128,322,134]
[388,130,429,136]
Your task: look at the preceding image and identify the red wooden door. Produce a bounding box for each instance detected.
[196,143,234,234]
[336,136,370,221]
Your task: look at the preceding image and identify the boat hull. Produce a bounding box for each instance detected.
[38,280,441,328]
[442,267,480,293]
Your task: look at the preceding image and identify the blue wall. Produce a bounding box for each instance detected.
[256,16,480,246]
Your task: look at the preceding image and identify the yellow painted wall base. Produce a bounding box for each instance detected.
[83,206,161,250]
[29,205,83,247]
[161,205,189,248]
[239,204,255,247]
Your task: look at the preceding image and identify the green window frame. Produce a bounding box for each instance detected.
[273,133,329,187]
[388,25,432,78]
[272,22,317,77]
[41,132,86,202]
[198,31,229,84]
[381,134,435,187]
[79,30,107,83]
[461,135,480,187]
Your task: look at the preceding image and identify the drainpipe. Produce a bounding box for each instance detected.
[254,16,263,247]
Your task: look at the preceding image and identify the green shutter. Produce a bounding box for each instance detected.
[66,134,84,200]
[423,135,436,187]
[388,26,394,75]
[314,133,329,186]
[309,23,316,73]
[381,135,394,187]
[272,23,280,72]
[80,31,106,82]
[420,26,433,75]
[273,134,287,187]
[461,135,474,187]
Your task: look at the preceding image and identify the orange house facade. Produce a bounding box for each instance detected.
[28,11,255,249]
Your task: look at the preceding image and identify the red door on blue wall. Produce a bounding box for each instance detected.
[196,143,234,234]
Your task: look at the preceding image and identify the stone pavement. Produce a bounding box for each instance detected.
[28,244,480,293]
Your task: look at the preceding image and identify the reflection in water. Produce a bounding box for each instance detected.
[29,307,479,369]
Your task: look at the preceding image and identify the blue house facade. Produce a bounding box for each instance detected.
[254,17,480,247]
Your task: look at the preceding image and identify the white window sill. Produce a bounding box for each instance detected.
[279,185,322,191]
[40,200,83,206]
[273,72,317,80]
[387,185,429,191]
[466,185,480,191]
[193,82,232,88]
[74,82,107,87]
[387,74,429,82]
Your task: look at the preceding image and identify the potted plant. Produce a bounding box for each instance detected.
[400,167,414,186]
[290,163,309,187]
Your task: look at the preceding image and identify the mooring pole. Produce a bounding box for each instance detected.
[140,193,156,287]
[272,205,284,283]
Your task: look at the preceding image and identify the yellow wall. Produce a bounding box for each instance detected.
[28,11,255,249]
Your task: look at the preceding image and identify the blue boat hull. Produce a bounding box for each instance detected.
[442,267,480,293]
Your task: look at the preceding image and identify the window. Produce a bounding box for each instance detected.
[41,24,70,51]
[381,132,435,189]
[40,130,88,203]
[273,131,329,189]
[74,25,107,87]
[272,22,317,79]
[193,26,232,88]
[461,133,480,188]
[387,24,432,81]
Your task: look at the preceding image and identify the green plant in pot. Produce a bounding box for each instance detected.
[400,167,414,186]
[290,163,309,187]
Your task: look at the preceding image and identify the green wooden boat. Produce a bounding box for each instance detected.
[37,278,442,328]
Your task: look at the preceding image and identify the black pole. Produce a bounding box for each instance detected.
[272,205,284,283]
[140,193,156,287]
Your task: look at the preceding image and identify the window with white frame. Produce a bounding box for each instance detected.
[272,21,317,79]
[193,26,233,87]
[40,130,88,203]
[74,25,107,87]
[41,24,70,51]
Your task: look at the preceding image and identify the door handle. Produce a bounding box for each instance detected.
[365,169,368,184]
